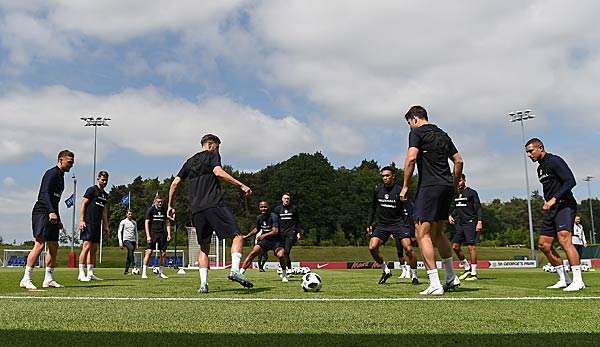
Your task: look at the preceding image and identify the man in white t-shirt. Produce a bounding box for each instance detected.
[118,210,138,275]
[572,216,587,258]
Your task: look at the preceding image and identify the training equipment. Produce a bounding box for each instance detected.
[134,250,186,268]
[186,228,226,269]
[279,266,310,276]
[301,272,322,292]
[3,249,45,267]
[131,267,140,275]
[152,267,160,274]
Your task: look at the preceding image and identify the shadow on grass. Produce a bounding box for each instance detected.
[213,287,273,294]
[1,330,598,346]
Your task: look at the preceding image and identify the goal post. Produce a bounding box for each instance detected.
[186,228,226,269]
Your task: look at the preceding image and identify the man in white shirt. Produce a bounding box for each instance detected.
[572,216,587,258]
[118,210,138,275]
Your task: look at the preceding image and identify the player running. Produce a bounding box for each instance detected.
[77,171,110,281]
[168,134,254,293]
[449,174,483,281]
[118,210,138,275]
[273,193,302,272]
[400,105,464,295]
[241,201,289,282]
[20,150,74,290]
[526,138,585,291]
[142,195,172,279]
[367,166,419,285]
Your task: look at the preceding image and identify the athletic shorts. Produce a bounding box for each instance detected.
[452,221,479,245]
[147,232,168,251]
[192,205,240,245]
[32,213,60,242]
[413,185,454,222]
[257,238,283,252]
[80,223,101,243]
[372,225,413,244]
[541,205,576,236]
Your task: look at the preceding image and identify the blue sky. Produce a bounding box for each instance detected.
[1,1,599,242]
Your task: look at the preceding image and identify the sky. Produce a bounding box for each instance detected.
[0,1,599,243]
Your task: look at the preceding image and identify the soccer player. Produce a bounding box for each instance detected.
[168,134,254,293]
[118,210,138,275]
[142,195,172,279]
[400,105,464,295]
[20,150,74,290]
[526,138,585,291]
[241,201,289,282]
[367,166,419,285]
[449,174,483,281]
[273,193,301,272]
[572,216,587,258]
[77,171,110,281]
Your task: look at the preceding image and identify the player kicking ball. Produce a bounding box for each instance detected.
[78,171,110,282]
[241,201,289,282]
[367,166,419,285]
[168,134,253,293]
[526,138,585,291]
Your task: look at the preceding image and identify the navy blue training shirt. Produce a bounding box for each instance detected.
[367,181,413,229]
[451,187,483,224]
[536,152,577,206]
[32,166,65,215]
[408,124,458,188]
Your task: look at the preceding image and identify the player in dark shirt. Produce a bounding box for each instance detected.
[142,195,172,279]
[367,166,419,285]
[526,138,584,291]
[168,134,253,293]
[20,150,74,290]
[273,193,301,272]
[449,174,483,281]
[241,201,289,282]
[77,171,110,282]
[400,105,464,295]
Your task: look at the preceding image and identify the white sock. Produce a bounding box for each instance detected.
[471,264,477,276]
[231,252,242,272]
[411,268,417,279]
[78,263,85,276]
[555,265,569,283]
[427,269,441,288]
[23,266,33,281]
[380,262,390,274]
[571,265,583,284]
[240,268,246,275]
[563,259,570,268]
[442,257,455,282]
[44,267,54,282]
[142,265,147,274]
[87,264,94,276]
[461,259,470,270]
[159,266,164,274]
[199,268,208,286]
[404,264,411,273]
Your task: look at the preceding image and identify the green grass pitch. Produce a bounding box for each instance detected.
[0,267,599,346]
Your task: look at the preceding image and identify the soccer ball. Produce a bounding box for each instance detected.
[131,267,140,275]
[152,267,160,274]
[301,272,322,292]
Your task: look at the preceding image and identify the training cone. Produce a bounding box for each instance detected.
[177,268,186,275]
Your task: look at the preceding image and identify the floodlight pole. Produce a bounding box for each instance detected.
[71,174,77,253]
[509,110,536,260]
[81,116,111,263]
[584,176,595,244]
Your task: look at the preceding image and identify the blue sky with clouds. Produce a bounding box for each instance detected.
[1,1,599,242]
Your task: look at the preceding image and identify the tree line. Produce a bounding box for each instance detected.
[59,152,599,247]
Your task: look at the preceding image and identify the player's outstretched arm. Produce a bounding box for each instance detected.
[213,166,252,196]
[400,147,419,200]
[244,227,259,240]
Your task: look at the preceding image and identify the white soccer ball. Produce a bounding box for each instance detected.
[152,267,160,274]
[131,267,140,275]
[301,272,322,292]
[581,264,590,272]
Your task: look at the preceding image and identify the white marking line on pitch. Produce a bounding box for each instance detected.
[1,296,600,302]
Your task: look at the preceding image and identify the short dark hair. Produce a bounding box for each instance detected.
[525,138,544,148]
[97,171,109,179]
[405,105,428,121]
[380,166,396,175]
[259,200,269,206]
[58,150,74,160]
[201,134,221,146]
[282,192,291,198]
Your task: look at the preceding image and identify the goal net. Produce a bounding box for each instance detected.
[186,228,226,269]
[133,249,185,268]
[3,249,45,267]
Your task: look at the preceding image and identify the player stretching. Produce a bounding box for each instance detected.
[168,134,253,293]
[273,193,301,273]
[449,174,483,281]
[526,138,584,291]
[400,105,463,295]
[142,195,172,279]
[20,150,74,290]
[78,171,110,281]
[367,166,419,285]
[241,201,289,282]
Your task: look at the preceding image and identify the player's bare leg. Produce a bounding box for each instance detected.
[86,243,102,280]
[21,239,45,289]
[401,237,419,284]
[369,236,391,284]
[416,221,443,295]
[557,231,585,291]
[42,241,62,288]
[78,241,92,281]
[539,235,571,289]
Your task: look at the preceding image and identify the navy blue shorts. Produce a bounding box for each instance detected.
[192,205,240,245]
[541,205,576,236]
[32,213,60,242]
[372,225,413,244]
[80,223,101,243]
[414,185,454,222]
[147,232,168,251]
[257,238,283,252]
[452,221,479,245]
